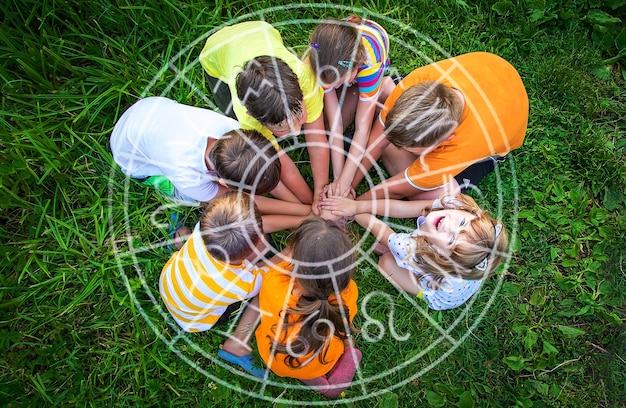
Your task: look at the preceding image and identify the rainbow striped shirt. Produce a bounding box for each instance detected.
[324,17,390,101]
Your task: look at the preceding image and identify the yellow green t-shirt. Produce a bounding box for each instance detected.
[200,21,324,147]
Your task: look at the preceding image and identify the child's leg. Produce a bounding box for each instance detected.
[222,297,261,356]
[205,73,236,119]
[218,296,265,378]
[378,252,423,295]
[380,144,416,178]
[301,376,330,396]
[324,347,363,398]
[454,156,502,192]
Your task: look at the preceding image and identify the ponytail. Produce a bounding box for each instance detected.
[269,218,357,369]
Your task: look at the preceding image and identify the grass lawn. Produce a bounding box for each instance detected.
[1,0,625,406]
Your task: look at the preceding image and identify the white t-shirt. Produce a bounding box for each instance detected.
[110,97,239,202]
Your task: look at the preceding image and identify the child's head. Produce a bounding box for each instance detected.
[272,217,356,368]
[209,129,281,195]
[386,80,463,150]
[410,194,508,281]
[307,16,366,88]
[290,217,355,296]
[236,56,305,136]
[199,191,262,263]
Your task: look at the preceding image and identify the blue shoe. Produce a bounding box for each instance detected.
[217,349,265,378]
[166,213,185,251]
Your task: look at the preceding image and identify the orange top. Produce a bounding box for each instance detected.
[255,261,358,379]
[381,52,528,190]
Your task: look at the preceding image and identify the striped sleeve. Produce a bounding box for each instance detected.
[159,223,264,332]
[356,19,390,101]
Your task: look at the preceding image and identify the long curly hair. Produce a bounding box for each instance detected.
[409,194,509,287]
[270,217,357,369]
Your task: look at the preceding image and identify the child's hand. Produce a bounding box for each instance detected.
[319,206,342,221]
[324,181,351,199]
[321,196,359,217]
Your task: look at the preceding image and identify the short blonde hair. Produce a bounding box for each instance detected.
[386,80,463,148]
[199,192,262,263]
[409,194,508,284]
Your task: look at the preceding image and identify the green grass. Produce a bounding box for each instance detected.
[1,0,625,406]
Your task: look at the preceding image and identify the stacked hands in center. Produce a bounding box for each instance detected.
[110,15,526,397]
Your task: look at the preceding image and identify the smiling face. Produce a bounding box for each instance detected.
[419,209,477,257]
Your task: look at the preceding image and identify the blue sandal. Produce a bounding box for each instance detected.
[217,349,265,378]
[166,213,185,250]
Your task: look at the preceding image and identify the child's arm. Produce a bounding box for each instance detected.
[254,196,311,216]
[322,194,433,218]
[269,181,301,204]
[349,117,390,190]
[303,115,331,215]
[277,148,314,204]
[333,96,378,193]
[261,214,309,234]
[354,213,394,249]
[256,196,311,233]
[323,92,346,180]
[357,171,459,201]
[378,252,423,295]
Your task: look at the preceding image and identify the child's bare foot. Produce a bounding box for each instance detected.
[222,336,252,357]
[171,225,191,250]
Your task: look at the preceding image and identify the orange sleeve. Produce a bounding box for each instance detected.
[397,52,528,190]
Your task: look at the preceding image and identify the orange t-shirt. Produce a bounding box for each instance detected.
[380,52,528,190]
[255,262,358,379]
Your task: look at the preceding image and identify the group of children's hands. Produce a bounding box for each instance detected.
[316,182,360,220]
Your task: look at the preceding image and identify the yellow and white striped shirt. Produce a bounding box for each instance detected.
[159,223,265,332]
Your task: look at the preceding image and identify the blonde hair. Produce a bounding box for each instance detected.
[386,80,463,148]
[199,192,262,263]
[306,16,366,86]
[409,194,508,285]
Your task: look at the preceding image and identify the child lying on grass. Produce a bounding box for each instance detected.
[322,190,508,310]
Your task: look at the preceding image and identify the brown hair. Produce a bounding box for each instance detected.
[271,217,357,369]
[306,16,366,86]
[386,80,463,148]
[209,129,281,195]
[235,56,303,126]
[199,192,262,263]
[409,194,508,285]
